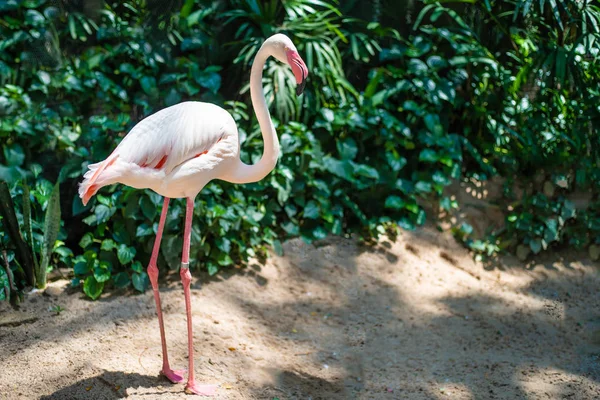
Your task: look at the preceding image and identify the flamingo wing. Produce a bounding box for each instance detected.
[114,102,227,172]
[79,102,235,204]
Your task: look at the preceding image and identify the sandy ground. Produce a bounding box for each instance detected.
[1,226,599,400]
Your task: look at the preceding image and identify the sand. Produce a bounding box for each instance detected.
[1,226,599,399]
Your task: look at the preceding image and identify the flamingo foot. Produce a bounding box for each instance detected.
[184,381,218,396]
[161,367,186,384]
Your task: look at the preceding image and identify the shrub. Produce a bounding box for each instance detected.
[1,0,599,301]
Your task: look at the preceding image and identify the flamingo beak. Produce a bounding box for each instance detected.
[286,49,308,96]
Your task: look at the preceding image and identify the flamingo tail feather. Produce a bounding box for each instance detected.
[78,155,118,205]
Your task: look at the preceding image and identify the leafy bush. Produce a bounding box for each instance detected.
[452,0,600,259]
[0,179,62,303]
[1,0,599,301]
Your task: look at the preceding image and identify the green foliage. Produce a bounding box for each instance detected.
[0,249,20,305]
[0,0,598,301]
[49,304,64,315]
[38,182,61,288]
[453,0,600,258]
[0,179,63,298]
[0,181,34,290]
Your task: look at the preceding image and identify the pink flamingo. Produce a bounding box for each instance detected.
[78,34,308,396]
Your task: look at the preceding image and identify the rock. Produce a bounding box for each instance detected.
[44,286,62,297]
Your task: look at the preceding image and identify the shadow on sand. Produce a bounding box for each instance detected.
[3,227,599,399]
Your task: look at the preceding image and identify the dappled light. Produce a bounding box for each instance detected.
[2,227,598,398]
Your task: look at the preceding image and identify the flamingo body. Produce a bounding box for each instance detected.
[79,101,239,204]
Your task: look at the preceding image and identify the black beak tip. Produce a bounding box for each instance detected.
[296,78,306,96]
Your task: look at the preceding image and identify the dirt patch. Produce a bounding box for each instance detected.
[1,226,599,399]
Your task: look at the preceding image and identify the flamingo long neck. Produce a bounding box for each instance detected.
[230,44,279,184]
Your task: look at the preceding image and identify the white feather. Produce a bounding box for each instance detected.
[79,101,239,203]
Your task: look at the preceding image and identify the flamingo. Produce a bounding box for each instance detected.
[78,34,308,396]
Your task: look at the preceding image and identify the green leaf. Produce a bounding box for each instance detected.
[460,223,473,235]
[398,218,416,231]
[304,200,320,219]
[180,0,195,17]
[216,252,233,266]
[0,268,8,302]
[415,181,432,193]
[25,9,45,26]
[408,59,428,75]
[38,183,61,288]
[337,138,358,160]
[207,264,219,276]
[419,149,439,163]
[140,196,156,221]
[72,194,89,217]
[385,196,405,210]
[416,209,426,226]
[530,239,542,254]
[101,239,116,251]
[181,37,206,51]
[73,261,89,276]
[312,226,328,240]
[561,200,576,219]
[117,244,136,265]
[165,88,182,107]
[282,221,300,235]
[195,70,221,93]
[95,204,111,223]
[323,157,354,182]
[79,233,93,249]
[545,218,558,237]
[354,164,379,180]
[216,237,231,253]
[93,261,112,283]
[140,76,158,98]
[424,114,443,136]
[22,184,39,273]
[136,223,154,237]
[322,108,334,122]
[83,276,104,300]
[113,272,131,288]
[272,240,284,256]
[3,143,25,166]
[426,55,448,70]
[396,179,414,193]
[187,8,206,26]
[386,153,407,172]
[124,193,140,218]
[131,260,143,273]
[37,70,51,85]
[406,203,419,214]
[140,196,156,220]
[132,272,149,292]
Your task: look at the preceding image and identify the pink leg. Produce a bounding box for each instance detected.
[147,197,185,384]
[180,197,217,396]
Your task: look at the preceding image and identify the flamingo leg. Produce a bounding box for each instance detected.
[180,197,217,396]
[147,197,185,384]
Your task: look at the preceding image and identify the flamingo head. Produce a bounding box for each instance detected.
[267,34,308,96]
